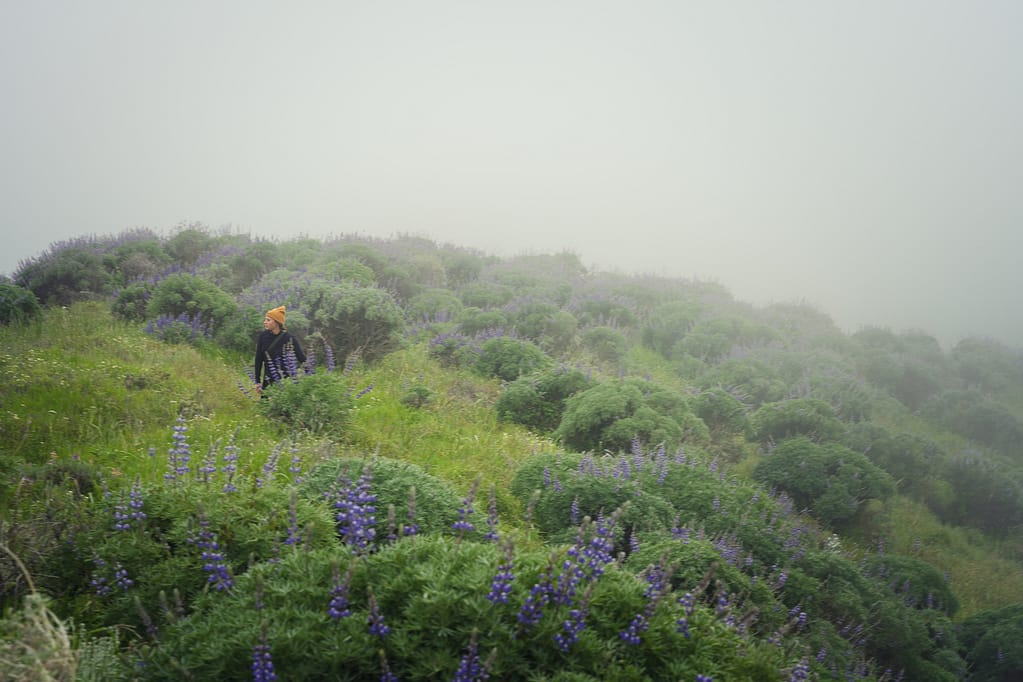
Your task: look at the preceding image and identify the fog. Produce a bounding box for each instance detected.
[3,2,1021,348]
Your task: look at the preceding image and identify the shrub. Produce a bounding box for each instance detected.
[111,282,152,321]
[15,241,113,305]
[456,307,508,336]
[496,367,593,433]
[923,389,1023,455]
[555,379,708,454]
[750,398,845,444]
[259,371,356,439]
[0,283,42,325]
[958,603,1023,682]
[699,358,787,408]
[753,436,896,527]
[861,554,959,617]
[640,300,701,358]
[474,336,552,382]
[302,280,406,361]
[580,326,628,364]
[690,388,750,438]
[146,273,237,333]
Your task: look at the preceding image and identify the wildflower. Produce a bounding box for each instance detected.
[284,491,301,546]
[403,485,419,537]
[453,630,489,682]
[367,590,390,638]
[113,496,131,531]
[570,496,580,526]
[328,563,353,620]
[486,539,515,605]
[195,509,233,591]
[334,467,377,554]
[221,435,239,493]
[251,625,277,682]
[128,476,146,524]
[517,560,556,632]
[256,442,283,488]
[788,660,810,681]
[452,477,480,536]
[114,563,133,591]
[554,601,589,652]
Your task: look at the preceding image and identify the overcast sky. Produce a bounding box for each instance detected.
[3,2,1021,348]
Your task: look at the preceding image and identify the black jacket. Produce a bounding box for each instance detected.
[254,330,306,387]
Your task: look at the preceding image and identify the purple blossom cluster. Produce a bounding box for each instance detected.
[452,477,480,536]
[333,468,377,554]
[486,540,516,605]
[195,511,233,591]
[164,417,192,482]
[367,590,390,638]
[453,631,490,682]
[252,631,277,682]
[328,564,353,621]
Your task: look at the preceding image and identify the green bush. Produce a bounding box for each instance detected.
[640,300,701,359]
[496,367,593,433]
[751,398,845,444]
[580,326,628,364]
[699,358,787,408]
[691,388,750,438]
[15,241,113,305]
[555,379,707,453]
[259,372,355,439]
[111,282,152,321]
[0,283,41,325]
[753,437,896,527]
[474,336,552,382]
[146,273,238,333]
[301,279,406,361]
[958,603,1023,682]
[301,456,460,537]
[862,554,959,617]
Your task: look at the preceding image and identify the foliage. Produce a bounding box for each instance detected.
[690,388,751,438]
[750,398,846,444]
[0,283,42,326]
[698,358,788,408]
[474,336,553,382]
[301,279,406,361]
[753,437,896,527]
[15,240,113,305]
[555,379,708,453]
[640,300,701,359]
[861,553,960,617]
[496,367,593,433]
[258,371,357,439]
[923,389,1023,456]
[580,325,629,364]
[957,603,1023,682]
[146,273,238,333]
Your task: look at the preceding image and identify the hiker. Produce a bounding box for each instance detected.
[254,305,306,393]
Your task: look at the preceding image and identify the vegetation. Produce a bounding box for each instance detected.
[1,226,1022,680]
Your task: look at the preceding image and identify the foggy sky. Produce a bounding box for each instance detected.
[3,2,1021,348]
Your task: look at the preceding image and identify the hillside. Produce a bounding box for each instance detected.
[1,227,1022,680]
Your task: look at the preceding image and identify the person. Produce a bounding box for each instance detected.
[254,305,306,394]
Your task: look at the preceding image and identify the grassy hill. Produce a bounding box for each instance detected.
[2,229,1023,680]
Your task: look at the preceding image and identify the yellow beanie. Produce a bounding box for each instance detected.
[266,306,286,326]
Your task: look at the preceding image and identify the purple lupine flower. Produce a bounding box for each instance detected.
[113,496,131,531]
[221,435,239,493]
[484,484,499,541]
[288,446,302,483]
[453,631,489,682]
[452,477,480,536]
[403,485,419,537]
[114,563,133,591]
[256,442,283,488]
[195,510,233,591]
[324,342,336,372]
[570,496,580,526]
[620,554,671,645]
[356,382,375,398]
[128,476,146,525]
[334,467,377,554]
[328,563,353,620]
[486,540,516,605]
[367,590,390,638]
[815,647,827,663]
[542,466,552,488]
[696,676,713,682]
[170,417,192,480]
[554,601,589,652]
[252,626,277,682]
[517,561,556,632]
[284,491,301,546]
[676,592,695,637]
[91,558,112,596]
[788,660,810,681]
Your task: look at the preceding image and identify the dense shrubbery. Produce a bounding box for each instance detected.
[753,437,896,527]
[495,367,593,432]
[5,229,1023,680]
[554,379,709,453]
[0,283,41,325]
